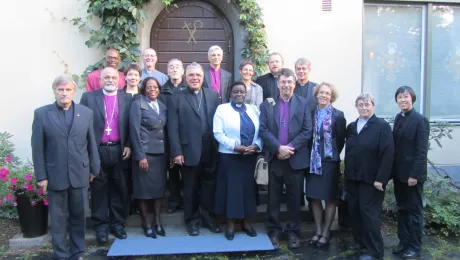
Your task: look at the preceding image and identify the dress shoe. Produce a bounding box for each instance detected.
[203,223,222,233]
[95,232,108,245]
[241,225,257,237]
[308,233,322,246]
[269,235,280,249]
[348,242,365,251]
[167,206,179,214]
[154,224,166,236]
[141,225,156,238]
[288,234,300,249]
[316,236,330,248]
[402,249,420,259]
[392,243,407,255]
[111,228,127,239]
[359,254,380,260]
[225,229,234,240]
[187,225,200,236]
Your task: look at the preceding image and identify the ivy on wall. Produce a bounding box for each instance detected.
[75,0,269,84]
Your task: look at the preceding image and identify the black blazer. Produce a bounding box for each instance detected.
[344,115,394,184]
[203,68,233,103]
[159,77,188,109]
[259,94,313,170]
[294,81,317,112]
[310,107,346,162]
[392,109,430,183]
[167,87,219,169]
[129,97,167,160]
[31,103,100,190]
[79,89,132,150]
[256,73,279,101]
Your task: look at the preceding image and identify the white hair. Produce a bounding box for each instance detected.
[355,92,375,106]
[52,75,76,91]
[185,62,204,75]
[208,45,223,57]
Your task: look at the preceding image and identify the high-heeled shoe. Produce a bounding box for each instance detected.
[141,225,156,238]
[308,233,322,246]
[154,224,165,236]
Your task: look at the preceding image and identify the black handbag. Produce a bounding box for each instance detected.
[338,182,350,227]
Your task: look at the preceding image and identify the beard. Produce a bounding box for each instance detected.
[104,84,117,91]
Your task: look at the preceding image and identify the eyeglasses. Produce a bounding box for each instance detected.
[357,103,373,108]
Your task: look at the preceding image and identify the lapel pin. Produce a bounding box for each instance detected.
[77,114,80,117]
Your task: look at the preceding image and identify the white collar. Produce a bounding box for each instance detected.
[102,89,117,96]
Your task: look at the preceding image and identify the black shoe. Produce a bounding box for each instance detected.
[203,223,222,233]
[392,243,407,255]
[141,225,156,238]
[95,231,108,245]
[225,229,234,240]
[167,205,179,214]
[258,185,268,191]
[308,233,322,246]
[316,236,330,248]
[111,228,127,239]
[402,249,420,259]
[241,225,257,237]
[348,242,365,251]
[154,224,165,236]
[187,225,199,236]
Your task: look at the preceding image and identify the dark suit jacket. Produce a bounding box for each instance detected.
[392,109,430,183]
[256,73,279,101]
[310,107,346,162]
[344,115,394,184]
[167,87,219,169]
[79,89,132,150]
[159,77,188,109]
[259,94,313,170]
[31,102,100,190]
[203,68,232,103]
[130,97,167,160]
[294,81,317,112]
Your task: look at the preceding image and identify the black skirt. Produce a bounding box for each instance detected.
[132,154,167,200]
[305,161,340,200]
[214,153,258,219]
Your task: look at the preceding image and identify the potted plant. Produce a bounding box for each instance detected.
[0,132,48,238]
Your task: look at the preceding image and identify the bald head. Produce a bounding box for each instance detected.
[143,48,158,70]
[100,67,119,92]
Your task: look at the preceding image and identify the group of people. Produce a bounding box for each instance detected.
[31,46,429,260]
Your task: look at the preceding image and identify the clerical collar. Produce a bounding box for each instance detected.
[297,81,309,87]
[103,89,117,96]
[400,108,413,117]
[56,101,73,110]
[188,87,201,95]
[279,96,291,103]
[231,102,246,112]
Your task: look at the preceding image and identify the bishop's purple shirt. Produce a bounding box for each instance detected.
[101,94,120,143]
[278,97,294,149]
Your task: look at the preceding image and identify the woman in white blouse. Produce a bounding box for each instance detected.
[213,81,262,241]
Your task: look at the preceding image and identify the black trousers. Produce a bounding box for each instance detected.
[181,160,216,227]
[91,145,128,232]
[347,180,384,259]
[266,159,304,236]
[394,179,424,251]
[168,164,183,207]
[48,187,87,260]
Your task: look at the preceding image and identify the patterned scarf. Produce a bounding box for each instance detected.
[310,105,334,175]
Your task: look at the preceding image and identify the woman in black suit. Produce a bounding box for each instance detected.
[129,77,167,238]
[305,82,346,248]
[344,93,394,260]
[391,86,429,259]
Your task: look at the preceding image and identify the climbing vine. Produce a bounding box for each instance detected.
[74,0,268,84]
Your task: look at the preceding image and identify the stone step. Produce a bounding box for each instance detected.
[9,221,344,250]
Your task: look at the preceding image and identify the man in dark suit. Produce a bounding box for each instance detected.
[392,86,430,259]
[168,62,221,236]
[32,75,100,260]
[344,93,394,260]
[203,45,233,103]
[293,58,317,112]
[255,52,284,100]
[259,68,313,249]
[79,67,132,244]
[159,59,188,214]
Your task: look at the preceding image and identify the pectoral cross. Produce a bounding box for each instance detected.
[105,126,112,136]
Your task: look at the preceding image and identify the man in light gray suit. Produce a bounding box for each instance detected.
[32,75,100,260]
[203,45,233,103]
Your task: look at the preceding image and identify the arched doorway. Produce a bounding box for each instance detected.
[151,0,234,75]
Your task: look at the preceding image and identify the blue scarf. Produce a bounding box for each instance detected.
[310,105,333,175]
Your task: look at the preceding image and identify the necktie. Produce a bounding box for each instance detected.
[151,102,159,114]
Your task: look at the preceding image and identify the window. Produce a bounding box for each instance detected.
[363,3,460,121]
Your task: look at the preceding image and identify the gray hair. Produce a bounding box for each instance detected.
[355,92,375,106]
[208,45,223,57]
[295,58,311,69]
[168,58,183,67]
[186,62,204,75]
[52,75,76,91]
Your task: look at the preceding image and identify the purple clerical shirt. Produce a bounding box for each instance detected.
[210,67,221,98]
[101,94,120,143]
[278,98,290,145]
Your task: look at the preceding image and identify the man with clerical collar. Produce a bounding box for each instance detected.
[259,68,313,249]
[203,45,233,103]
[167,62,221,236]
[80,67,132,245]
[141,48,168,86]
[158,59,188,214]
[293,58,318,112]
[86,48,126,92]
[256,52,284,100]
[32,75,100,260]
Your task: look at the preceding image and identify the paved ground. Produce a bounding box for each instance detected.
[3,232,459,260]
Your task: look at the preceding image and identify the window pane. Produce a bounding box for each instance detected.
[363,5,424,118]
[431,6,460,120]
